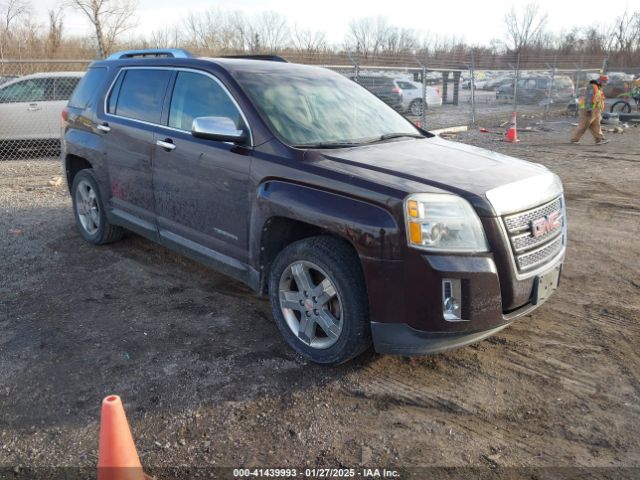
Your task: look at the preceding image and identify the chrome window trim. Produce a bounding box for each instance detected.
[102,66,254,147]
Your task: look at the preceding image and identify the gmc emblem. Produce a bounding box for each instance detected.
[531,210,561,238]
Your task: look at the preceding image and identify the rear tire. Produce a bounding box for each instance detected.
[269,236,371,364]
[71,169,125,245]
[409,99,424,116]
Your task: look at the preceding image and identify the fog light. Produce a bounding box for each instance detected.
[442,279,462,321]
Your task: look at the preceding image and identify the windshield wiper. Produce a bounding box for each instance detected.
[377,133,425,141]
[291,142,362,149]
[292,133,424,149]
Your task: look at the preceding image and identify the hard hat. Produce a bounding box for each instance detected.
[598,74,609,83]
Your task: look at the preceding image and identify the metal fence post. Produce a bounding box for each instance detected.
[347,51,359,81]
[470,50,476,126]
[544,60,556,121]
[512,50,521,113]
[421,65,427,127]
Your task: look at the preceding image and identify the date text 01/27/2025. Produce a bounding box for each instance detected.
[233,468,401,478]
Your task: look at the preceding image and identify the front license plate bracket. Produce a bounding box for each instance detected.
[532,266,560,305]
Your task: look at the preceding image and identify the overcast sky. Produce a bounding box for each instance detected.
[36,0,634,45]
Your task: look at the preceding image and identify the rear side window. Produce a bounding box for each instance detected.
[112,69,172,124]
[54,77,81,101]
[0,78,52,103]
[68,67,106,108]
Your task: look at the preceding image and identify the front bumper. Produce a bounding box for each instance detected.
[361,250,564,355]
[371,322,511,355]
[371,297,544,355]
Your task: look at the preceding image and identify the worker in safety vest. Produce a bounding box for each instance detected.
[571,75,609,145]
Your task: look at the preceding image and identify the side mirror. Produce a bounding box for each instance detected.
[191,116,248,144]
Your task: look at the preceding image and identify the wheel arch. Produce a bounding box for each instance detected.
[64,154,93,193]
[252,180,402,294]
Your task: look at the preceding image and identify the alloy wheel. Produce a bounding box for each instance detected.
[278,260,343,349]
[75,179,100,235]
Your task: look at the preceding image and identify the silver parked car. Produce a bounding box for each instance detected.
[0,71,84,142]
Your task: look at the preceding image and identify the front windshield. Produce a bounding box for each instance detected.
[235,68,421,147]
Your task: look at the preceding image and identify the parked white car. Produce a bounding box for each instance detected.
[396,80,442,115]
[0,71,84,142]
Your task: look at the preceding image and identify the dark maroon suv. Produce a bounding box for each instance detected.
[61,49,567,364]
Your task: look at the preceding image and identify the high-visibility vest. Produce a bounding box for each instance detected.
[579,84,606,111]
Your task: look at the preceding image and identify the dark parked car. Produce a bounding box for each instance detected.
[61,49,567,364]
[497,75,575,104]
[349,75,403,110]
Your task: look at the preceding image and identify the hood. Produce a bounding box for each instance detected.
[313,136,557,217]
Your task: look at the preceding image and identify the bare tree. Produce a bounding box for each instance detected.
[607,9,640,53]
[249,11,289,53]
[66,0,138,57]
[0,0,31,59]
[182,9,251,53]
[503,2,548,51]
[346,16,392,57]
[46,7,64,57]
[291,26,327,54]
[149,26,181,49]
[383,27,419,55]
[1,0,29,33]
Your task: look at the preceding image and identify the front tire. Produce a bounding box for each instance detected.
[610,100,631,114]
[269,236,371,364]
[71,169,124,245]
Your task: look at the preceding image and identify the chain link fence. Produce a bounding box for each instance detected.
[0,60,90,158]
[0,52,637,159]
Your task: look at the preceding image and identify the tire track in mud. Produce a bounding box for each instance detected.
[346,364,471,414]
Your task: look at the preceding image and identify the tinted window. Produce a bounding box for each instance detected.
[168,71,242,131]
[0,78,52,103]
[68,67,106,108]
[236,69,418,146]
[54,77,81,101]
[107,71,125,114]
[114,69,172,123]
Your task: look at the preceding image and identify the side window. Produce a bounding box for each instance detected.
[107,71,125,114]
[358,77,375,87]
[0,78,52,103]
[168,71,243,131]
[68,67,106,109]
[53,77,81,101]
[114,69,172,123]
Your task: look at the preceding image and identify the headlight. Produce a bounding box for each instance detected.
[404,193,489,252]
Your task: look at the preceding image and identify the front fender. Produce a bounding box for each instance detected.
[251,180,402,265]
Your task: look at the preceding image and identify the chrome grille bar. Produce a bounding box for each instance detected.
[501,196,566,273]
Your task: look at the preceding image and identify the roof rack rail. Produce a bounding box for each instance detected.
[107,49,193,60]
[220,54,288,63]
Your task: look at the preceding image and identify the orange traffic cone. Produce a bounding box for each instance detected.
[505,111,519,143]
[98,395,147,480]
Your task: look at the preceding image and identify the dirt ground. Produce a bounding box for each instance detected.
[1,119,639,479]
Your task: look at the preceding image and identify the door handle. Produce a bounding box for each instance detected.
[27,103,41,111]
[97,123,111,133]
[156,139,176,151]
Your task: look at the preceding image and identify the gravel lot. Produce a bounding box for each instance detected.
[1,119,639,479]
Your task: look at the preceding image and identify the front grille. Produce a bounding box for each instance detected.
[502,196,565,273]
